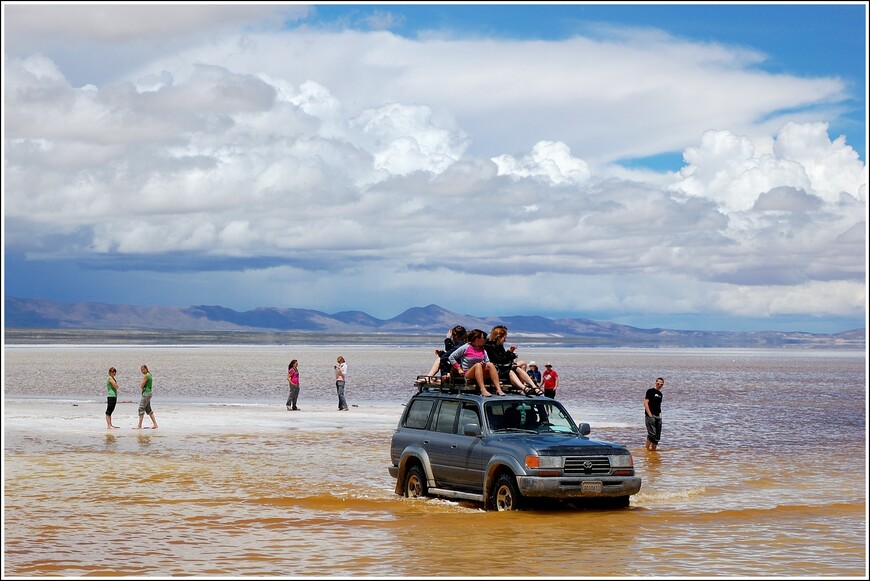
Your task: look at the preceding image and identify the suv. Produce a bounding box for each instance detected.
[389,379,641,511]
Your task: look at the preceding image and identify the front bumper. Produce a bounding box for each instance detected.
[516,475,641,499]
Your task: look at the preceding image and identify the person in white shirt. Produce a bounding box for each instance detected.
[334,356,349,411]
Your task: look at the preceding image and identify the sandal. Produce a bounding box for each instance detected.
[525,384,544,396]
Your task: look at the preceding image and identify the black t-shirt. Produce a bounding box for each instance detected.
[645,388,663,416]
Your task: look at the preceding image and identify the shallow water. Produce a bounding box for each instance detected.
[3,345,867,576]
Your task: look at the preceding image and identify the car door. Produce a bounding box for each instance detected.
[454,402,487,491]
[422,399,462,487]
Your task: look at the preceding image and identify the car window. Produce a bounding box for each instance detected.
[486,403,507,431]
[404,399,435,430]
[458,403,480,433]
[433,400,460,433]
[486,401,578,433]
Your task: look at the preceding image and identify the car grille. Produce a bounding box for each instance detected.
[563,456,611,475]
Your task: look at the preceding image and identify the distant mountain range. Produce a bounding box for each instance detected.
[3,296,865,348]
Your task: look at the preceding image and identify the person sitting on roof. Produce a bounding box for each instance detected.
[423,325,468,381]
[448,329,504,397]
[484,325,543,396]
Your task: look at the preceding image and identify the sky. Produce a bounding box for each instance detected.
[2,2,867,334]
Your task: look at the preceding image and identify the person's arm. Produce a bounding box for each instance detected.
[554,372,559,389]
[644,396,653,417]
[109,376,119,392]
[448,344,468,373]
[139,374,147,392]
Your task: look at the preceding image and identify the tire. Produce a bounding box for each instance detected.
[403,465,428,499]
[611,495,630,509]
[491,473,523,511]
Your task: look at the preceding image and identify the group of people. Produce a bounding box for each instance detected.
[104,364,158,429]
[420,324,563,399]
[107,352,666,452]
[422,326,667,450]
[286,355,349,412]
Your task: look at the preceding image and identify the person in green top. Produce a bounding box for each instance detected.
[134,364,158,429]
[105,367,120,429]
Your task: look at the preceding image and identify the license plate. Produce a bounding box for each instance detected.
[581,481,602,493]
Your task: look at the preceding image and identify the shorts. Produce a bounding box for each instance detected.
[138,392,153,416]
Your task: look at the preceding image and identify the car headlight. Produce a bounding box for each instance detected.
[609,454,633,468]
[526,455,563,469]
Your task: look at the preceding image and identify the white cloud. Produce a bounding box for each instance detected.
[493,141,591,185]
[673,123,866,212]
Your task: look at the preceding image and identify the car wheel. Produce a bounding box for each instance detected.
[404,465,428,499]
[492,473,522,511]
[611,495,630,508]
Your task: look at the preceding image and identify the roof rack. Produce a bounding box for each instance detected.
[413,375,525,395]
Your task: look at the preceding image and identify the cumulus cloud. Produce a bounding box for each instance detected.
[2,5,866,329]
[674,123,866,212]
[493,141,591,185]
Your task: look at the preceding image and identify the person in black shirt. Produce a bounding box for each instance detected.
[644,377,665,450]
[420,325,468,384]
[484,325,542,395]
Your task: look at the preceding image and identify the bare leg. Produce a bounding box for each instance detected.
[467,364,491,396]
[134,414,144,429]
[485,363,504,395]
[507,370,526,391]
[513,366,538,388]
[149,412,158,429]
[106,415,119,429]
[426,356,441,377]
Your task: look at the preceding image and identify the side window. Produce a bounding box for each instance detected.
[434,400,460,433]
[458,403,480,434]
[404,399,435,430]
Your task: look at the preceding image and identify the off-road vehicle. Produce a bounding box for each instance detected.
[389,377,641,511]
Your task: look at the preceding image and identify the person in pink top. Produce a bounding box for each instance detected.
[286,359,300,411]
[448,329,504,397]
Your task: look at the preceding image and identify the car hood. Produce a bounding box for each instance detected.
[486,433,629,455]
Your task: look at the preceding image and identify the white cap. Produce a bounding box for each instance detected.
[528,361,537,366]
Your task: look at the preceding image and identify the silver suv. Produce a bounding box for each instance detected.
[389,381,641,511]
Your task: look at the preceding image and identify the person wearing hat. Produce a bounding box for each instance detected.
[541,362,559,399]
[527,361,542,386]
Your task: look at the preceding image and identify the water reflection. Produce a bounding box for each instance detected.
[136,433,153,451]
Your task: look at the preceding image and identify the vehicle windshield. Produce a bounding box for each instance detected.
[485,400,578,434]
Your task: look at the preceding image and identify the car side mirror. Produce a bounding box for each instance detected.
[463,423,482,437]
[578,422,591,435]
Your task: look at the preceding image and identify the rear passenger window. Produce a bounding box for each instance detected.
[434,400,460,433]
[404,399,434,429]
